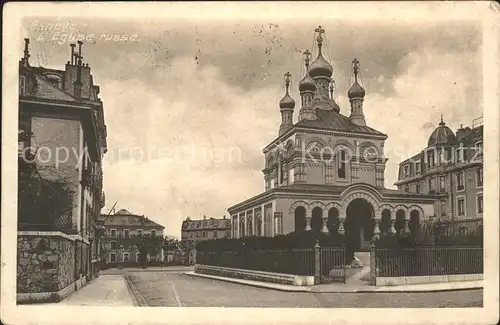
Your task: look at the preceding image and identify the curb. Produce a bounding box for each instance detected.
[124,275,148,306]
[184,272,483,294]
[182,272,311,292]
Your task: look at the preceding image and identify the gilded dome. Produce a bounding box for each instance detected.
[298,71,316,92]
[279,93,295,109]
[427,119,457,147]
[309,54,333,79]
[348,81,365,99]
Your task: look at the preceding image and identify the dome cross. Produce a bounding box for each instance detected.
[352,58,360,81]
[303,49,312,67]
[284,71,291,92]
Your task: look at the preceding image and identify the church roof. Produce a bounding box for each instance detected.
[295,109,386,136]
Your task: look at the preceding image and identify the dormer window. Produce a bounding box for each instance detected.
[415,161,421,174]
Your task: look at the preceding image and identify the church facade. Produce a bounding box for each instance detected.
[227,26,437,251]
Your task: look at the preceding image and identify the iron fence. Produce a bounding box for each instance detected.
[320,247,346,283]
[375,246,483,277]
[197,248,316,276]
[197,245,347,282]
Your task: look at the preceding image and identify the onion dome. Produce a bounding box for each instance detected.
[348,58,366,99]
[299,49,316,92]
[427,115,457,147]
[309,26,333,78]
[279,72,295,109]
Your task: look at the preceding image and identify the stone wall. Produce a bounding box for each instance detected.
[17,234,78,293]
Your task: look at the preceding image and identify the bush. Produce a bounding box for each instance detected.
[375,221,483,249]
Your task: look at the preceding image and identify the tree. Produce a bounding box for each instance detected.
[18,153,77,232]
[134,234,165,267]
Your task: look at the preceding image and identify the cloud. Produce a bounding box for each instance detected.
[23,18,482,237]
[101,57,281,235]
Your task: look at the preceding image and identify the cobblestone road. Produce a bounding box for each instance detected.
[127,270,483,308]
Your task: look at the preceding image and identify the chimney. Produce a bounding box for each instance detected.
[203,215,206,220]
[22,38,30,66]
[73,41,83,99]
[70,43,76,65]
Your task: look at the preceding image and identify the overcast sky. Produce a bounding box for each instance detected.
[23,14,483,237]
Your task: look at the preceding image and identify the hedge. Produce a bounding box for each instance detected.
[196,230,345,252]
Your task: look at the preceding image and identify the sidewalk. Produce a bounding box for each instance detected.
[58,275,135,306]
[183,271,483,293]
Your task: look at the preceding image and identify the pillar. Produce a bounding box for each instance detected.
[314,240,321,284]
[404,218,410,234]
[322,215,329,233]
[261,204,265,236]
[372,220,380,241]
[305,211,312,231]
[338,218,345,235]
[370,241,377,286]
[389,218,396,235]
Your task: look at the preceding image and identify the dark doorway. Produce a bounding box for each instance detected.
[345,198,374,252]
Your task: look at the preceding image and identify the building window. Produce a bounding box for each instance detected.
[203,221,208,227]
[428,177,435,193]
[110,229,117,237]
[202,231,206,237]
[110,253,116,262]
[274,213,283,235]
[20,75,26,95]
[427,150,435,167]
[416,184,421,193]
[475,141,483,157]
[111,241,117,249]
[213,231,218,238]
[405,186,409,192]
[477,168,483,187]
[338,149,346,179]
[124,229,130,238]
[239,215,245,237]
[456,173,464,191]
[123,252,130,262]
[440,176,446,192]
[477,194,483,214]
[404,165,410,177]
[457,197,465,216]
[232,215,238,238]
[279,163,286,185]
[151,230,156,237]
[415,162,421,174]
[137,229,143,236]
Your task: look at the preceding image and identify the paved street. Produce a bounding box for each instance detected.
[126,269,483,308]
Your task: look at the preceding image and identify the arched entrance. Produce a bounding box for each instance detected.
[345,198,374,252]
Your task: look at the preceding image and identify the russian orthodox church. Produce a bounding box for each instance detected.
[228,26,437,251]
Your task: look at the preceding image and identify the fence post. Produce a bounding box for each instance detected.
[370,241,376,286]
[314,240,321,285]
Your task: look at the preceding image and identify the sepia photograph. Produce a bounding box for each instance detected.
[2,1,499,324]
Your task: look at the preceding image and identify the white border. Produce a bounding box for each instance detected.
[2,2,499,325]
